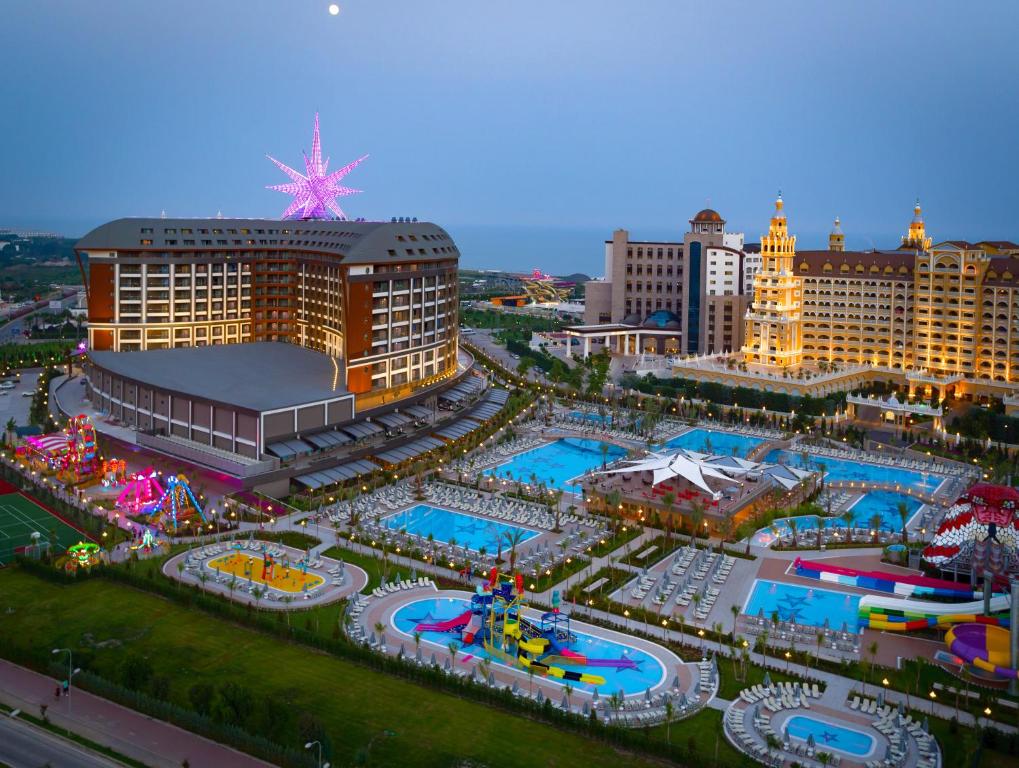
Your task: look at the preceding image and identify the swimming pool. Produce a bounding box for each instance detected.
[744,579,861,633]
[751,491,923,545]
[764,449,946,494]
[392,596,666,694]
[666,428,765,458]
[784,715,875,757]
[381,505,540,553]
[487,438,626,493]
[570,410,642,429]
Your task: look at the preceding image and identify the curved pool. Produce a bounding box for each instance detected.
[486,438,626,493]
[391,596,666,694]
[764,450,946,494]
[784,715,875,757]
[665,428,764,458]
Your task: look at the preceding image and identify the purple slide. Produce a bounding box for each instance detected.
[558,647,639,670]
[415,610,473,633]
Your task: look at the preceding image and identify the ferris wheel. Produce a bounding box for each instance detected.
[63,414,97,479]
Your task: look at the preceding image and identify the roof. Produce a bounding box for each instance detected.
[88,342,349,412]
[692,208,724,223]
[75,217,459,266]
[795,250,915,277]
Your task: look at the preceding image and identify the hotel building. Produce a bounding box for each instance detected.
[76,218,460,408]
[576,209,758,356]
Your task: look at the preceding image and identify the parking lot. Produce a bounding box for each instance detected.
[0,370,40,427]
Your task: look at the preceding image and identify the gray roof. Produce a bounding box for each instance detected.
[88,342,350,413]
[75,217,459,265]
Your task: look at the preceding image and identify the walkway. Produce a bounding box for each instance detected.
[0,659,274,768]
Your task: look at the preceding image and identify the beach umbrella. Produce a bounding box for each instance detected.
[763,671,772,688]
[469,666,477,682]
[582,701,591,716]
[397,643,405,659]
[415,645,423,662]
[592,689,600,703]
[369,631,377,645]
[679,692,689,709]
[645,686,652,703]
[410,567,417,580]
[691,676,700,694]
[877,689,884,707]
[537,689,545,705]
[561,692,570,710]
[512,681,519,694]
[807,734,815,749]
[922,716,929,733]
[430,652,437,666]
[898,700,905,715]
[488,672,496,687]
[884,744,893,762]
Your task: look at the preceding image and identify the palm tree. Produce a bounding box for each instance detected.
[689,500,705,547]
[447,640,459,670]
[869,514,884,544]
[841,509,855,543]
[815,631,824,667]
[4,417,16,447]
[176,560,185,590]
[661,492,676,541]
[197,570,208,594]
[253,586,265,611]
[564,682,573,713]
[897,501,910,543]
[866,639,879,694]
[413,630,422,660]
[227,576,237,601]
[503,529,528,570]
[664,698,674,744]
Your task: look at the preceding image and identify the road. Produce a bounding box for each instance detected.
[466,329,559,385]
[0,715,123,768]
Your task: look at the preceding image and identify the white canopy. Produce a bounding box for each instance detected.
[600,450,735,495]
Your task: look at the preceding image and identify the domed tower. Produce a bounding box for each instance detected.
[741,192,803,368]
[829,216,845,252]
[901,199,932,251]
[690,208,725,235]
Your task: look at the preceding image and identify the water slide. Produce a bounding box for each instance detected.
[945,624,1019,679]
[858,592,1011,631]
[504,623,606,685]
[462,613,483,645]
[794,557,976,599]
[415,610,473,633]
[556,646,641,670]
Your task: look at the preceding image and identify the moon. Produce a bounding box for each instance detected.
[328,3,340,15]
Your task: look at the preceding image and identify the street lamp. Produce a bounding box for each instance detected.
[52,648,72,700]
[305,740,329,768]
[928,690,937,714]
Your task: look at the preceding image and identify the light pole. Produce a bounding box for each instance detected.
[51,648,72,702]
[304,740,329,768]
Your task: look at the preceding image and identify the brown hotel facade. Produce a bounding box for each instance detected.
[75,218,460,408]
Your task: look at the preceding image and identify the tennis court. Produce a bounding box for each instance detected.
[0,480,89,563]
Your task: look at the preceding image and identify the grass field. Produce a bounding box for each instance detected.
[0,482,89,563]
[0,568,678,768]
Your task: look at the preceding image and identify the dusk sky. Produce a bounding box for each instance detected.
[3,0,1018,274]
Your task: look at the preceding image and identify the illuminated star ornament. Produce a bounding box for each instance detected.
[266,113,367,220]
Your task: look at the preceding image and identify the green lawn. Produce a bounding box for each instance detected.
[0,567,671,768]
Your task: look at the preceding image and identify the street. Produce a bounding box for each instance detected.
[0,714,122,768]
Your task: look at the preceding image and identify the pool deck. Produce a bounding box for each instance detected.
[352,585,714,718]
[163,540,369,609]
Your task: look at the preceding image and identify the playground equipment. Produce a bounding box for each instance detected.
[923,483,1019,576]
[65,541,101,570]
[23,414,98,482]
[414,569,626,687]
[100,459,128,487]
[147,474,206,532]
[116,469,164,515]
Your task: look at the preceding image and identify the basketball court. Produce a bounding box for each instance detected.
[0,479,90,563]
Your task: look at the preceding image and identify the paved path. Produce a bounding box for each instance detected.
[0,660,274,768]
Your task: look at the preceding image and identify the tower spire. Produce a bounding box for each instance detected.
[829,216,844,252]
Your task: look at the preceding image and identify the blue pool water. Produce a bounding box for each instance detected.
[764,449,946,494]
[487,438,626,493]
[744,580,861,633]
[784,715,875,757]
[392,597,666,693]
[381,505,540,553]
[666,428,764,458]
[570,410,642,429]
[754,491,923,545]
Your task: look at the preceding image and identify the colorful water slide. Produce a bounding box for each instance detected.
[504,623,606,685]
[946,623,1019,679]
[794,557,977,599]
[415,610,473,633]
[462,613,483,645]
[858,592,1011,631]
[556,647,641,670]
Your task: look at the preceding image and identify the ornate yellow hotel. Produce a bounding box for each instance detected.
[678,197,1019,401]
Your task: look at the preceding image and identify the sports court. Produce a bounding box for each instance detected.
[0,479,90,563]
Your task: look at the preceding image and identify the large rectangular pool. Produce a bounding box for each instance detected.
[744,579,861,633]
[381,504,540,553]
[666,428,764,458]
[764,449,946,494]
[486,437,626,493]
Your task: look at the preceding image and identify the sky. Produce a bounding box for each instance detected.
[2,0,1018,275]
